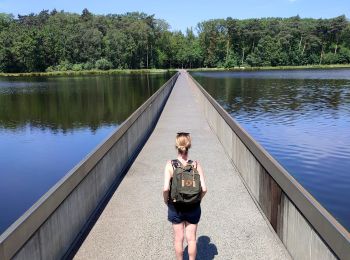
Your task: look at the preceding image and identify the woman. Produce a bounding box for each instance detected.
[163,132,207,260]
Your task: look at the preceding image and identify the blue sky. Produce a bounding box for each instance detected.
[0,0,349,32]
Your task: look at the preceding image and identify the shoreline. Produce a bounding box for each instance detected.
[188,64,350,72]
[0,69,174,77]
[1,64,350,77]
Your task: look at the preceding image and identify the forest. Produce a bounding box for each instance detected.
[0,9,349,72]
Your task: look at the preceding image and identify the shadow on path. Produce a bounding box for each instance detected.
[184,236,218,260]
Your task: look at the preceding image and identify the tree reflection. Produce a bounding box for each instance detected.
[197,76,350,118]
[0,73,171,133]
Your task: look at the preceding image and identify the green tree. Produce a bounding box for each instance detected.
[104,30,133,68]
[0,10,349,72]
[246,36,283,66]
[95,58,112,70]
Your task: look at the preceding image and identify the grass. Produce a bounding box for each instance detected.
[0,68,175,77]
[188,64,350,72]
[1,64,349,77]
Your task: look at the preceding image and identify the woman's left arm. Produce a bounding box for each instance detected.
[163,160,172,205]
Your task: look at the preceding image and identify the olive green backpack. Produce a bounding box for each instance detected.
[170,159,202,204]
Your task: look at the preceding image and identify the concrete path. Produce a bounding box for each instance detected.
[74,71,291,259]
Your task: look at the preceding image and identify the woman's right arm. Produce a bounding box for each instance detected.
[196,161,207,200]
[163,160,172,205]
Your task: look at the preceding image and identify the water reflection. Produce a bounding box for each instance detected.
[193,69,350,231]
[199,77,350,118]
[0,74,168,132]
[0,73,172,234]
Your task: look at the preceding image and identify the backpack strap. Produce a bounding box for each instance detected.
[171,159,180,170]
[187,160,197,170]
[187,160,198,187]
[172,159,197,170]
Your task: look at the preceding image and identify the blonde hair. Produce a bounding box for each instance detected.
[175,133,191,154]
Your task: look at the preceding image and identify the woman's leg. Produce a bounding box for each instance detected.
[173,222,185,260]
[185,222,198,260]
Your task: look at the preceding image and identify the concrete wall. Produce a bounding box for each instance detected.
[0,73,179,260]
[188,73,349,260]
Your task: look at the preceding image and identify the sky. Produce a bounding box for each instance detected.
[0,0,349,32]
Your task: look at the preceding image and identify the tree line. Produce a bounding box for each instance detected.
[0,9,349,72]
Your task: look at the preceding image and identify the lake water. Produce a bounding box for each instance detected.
[0,73,172,234]
[192,69,350,231]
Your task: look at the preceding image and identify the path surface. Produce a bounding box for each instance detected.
[74,71,291,259]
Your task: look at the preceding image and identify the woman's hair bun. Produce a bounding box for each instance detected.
[177,145,188,153]
[175,133,191,154]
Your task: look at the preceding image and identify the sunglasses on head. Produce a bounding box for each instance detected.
[177,132,190,135]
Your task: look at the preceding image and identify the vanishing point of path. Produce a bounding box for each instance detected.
[74,71,291,259]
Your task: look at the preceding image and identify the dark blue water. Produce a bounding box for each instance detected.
[193,69,350,231]
[0,73,171,234]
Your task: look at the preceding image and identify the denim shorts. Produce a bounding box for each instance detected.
[167,202,201,224]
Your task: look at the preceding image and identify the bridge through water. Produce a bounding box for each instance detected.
[74,71,290,259]
[0,71,348,260]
